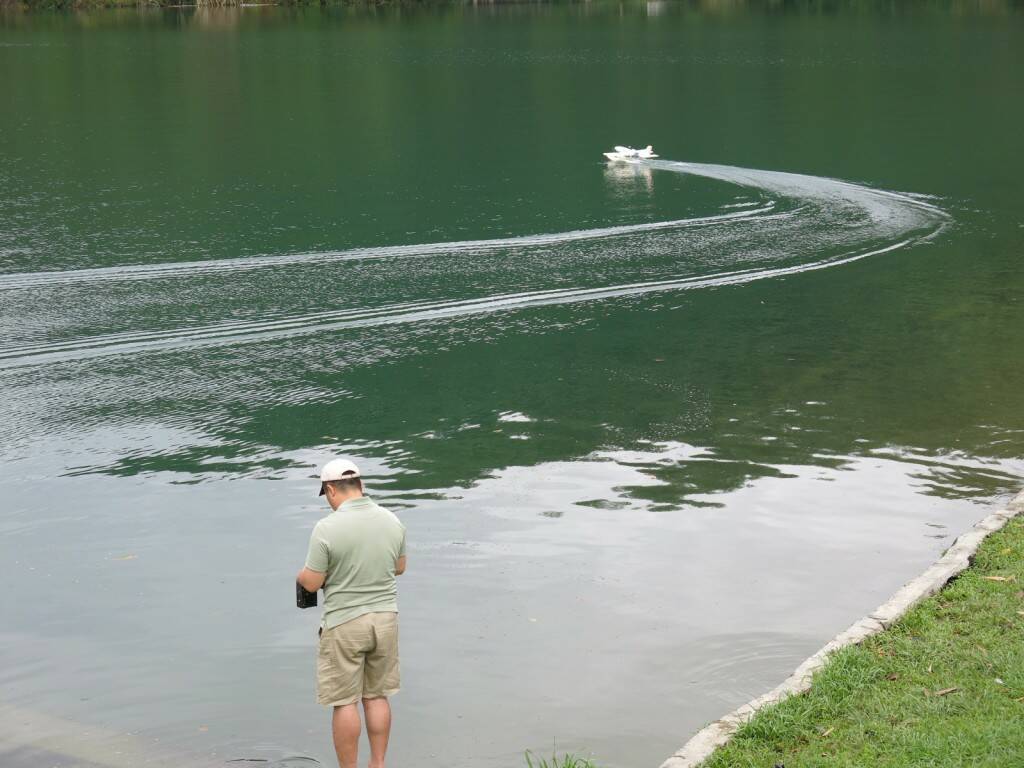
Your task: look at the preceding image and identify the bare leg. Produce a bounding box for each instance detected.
[331,703,361,768]
[362,697,391,768]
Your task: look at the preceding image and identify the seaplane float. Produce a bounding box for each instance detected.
[603,145,658,162]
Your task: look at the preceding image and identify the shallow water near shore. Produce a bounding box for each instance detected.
[2,3,1024,767]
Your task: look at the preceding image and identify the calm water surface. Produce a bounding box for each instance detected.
[1,3,1023,767]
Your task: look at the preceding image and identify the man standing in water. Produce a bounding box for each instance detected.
[296,459,407,768]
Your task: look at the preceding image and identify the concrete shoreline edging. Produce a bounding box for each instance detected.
[658,487,1024,768]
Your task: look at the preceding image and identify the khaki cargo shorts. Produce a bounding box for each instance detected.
[317,611,400,707]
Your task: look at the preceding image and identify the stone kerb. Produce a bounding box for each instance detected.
[658,487,1024,768]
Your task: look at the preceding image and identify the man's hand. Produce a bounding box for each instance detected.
[296,567,326,592]
[395,555,407,576]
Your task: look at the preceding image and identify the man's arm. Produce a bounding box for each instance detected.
[395,526,407,576]
[300,521,329,591]
[296,567,326,592]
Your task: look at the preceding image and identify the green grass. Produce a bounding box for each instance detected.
[702,515,1024,768]
[524,751,598,768]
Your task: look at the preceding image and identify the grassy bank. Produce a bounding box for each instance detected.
[701,513,1024,768]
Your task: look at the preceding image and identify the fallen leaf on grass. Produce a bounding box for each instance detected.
[1017,611,1024,617]
[983,575,1015,582]
[934,687,959,696]
[886,673,900,681]
[821,727,835,738]
[927,664,933,674]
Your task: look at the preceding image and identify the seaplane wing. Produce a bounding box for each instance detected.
[604,145,657,162]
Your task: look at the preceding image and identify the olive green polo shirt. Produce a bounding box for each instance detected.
[305,496,407,630]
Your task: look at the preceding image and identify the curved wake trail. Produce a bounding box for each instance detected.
[0,160,948,370]
[0,241,911,368]
[0,204,777,292]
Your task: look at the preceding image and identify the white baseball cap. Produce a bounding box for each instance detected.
[318,458,361,496]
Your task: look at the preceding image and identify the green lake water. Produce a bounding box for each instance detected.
[1,2,1023,766]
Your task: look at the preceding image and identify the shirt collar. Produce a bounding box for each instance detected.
[338,496,372,512]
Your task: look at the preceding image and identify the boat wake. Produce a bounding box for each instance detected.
[0,204,777,293]
[0,160,948,370]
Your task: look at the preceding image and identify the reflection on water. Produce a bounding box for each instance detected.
[2,2,1024,768]
[3,437,1021,768]
[605,160,655,195]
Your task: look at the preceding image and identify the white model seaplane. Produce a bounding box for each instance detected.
[603,145,658,162]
